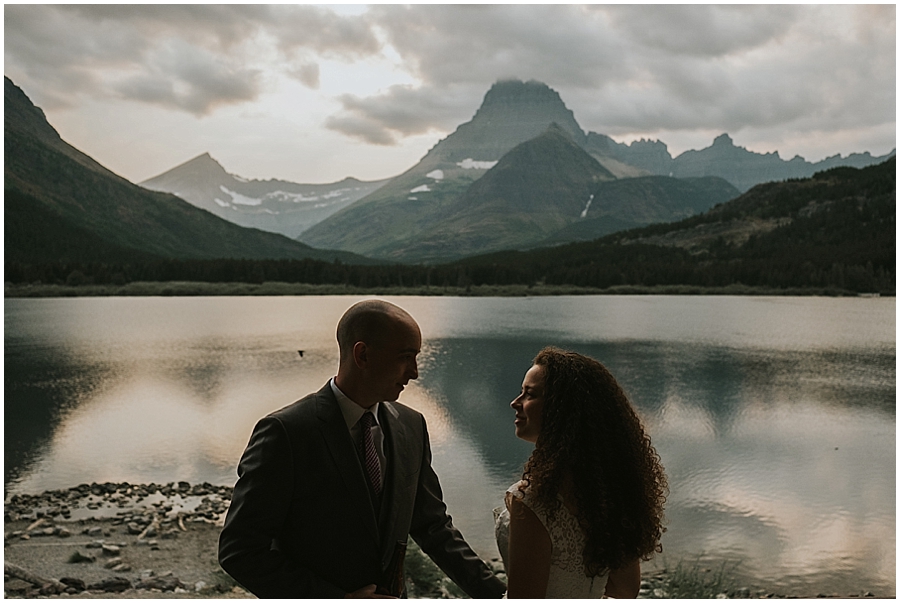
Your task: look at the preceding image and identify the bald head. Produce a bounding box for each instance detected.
[336,300,418,362]
[335,300,422,407]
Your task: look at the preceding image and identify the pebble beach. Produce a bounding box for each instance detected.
[3,482,884,599]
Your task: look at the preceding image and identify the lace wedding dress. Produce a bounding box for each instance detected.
[495,481,609,598]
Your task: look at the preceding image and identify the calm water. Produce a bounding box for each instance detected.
[4,295,895,595]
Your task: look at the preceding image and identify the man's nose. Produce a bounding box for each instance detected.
[409,360,419,380]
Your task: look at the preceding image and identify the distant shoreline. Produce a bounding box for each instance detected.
[4,281,888,298]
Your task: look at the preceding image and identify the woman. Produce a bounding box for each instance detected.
[496,347,667,598]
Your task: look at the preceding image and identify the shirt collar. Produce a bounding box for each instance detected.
[331,377,381,431]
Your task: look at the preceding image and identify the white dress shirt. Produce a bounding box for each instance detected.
[330,377,386,492]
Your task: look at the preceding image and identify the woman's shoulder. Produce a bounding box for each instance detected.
[506,480,527,497]
[506,480,542,516]
[505,480,535,504]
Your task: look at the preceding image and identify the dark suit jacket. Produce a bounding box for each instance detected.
[218,382,505,598]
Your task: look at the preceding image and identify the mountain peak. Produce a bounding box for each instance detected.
[424,79,587,165]
[5,76,55,141]
[5,76,120,180]
[457,120,615,215]
[480,78,567,106]
[495,123,614,181]
[713,133,734,147]
[544,121,572,139]
[184,152,225,170]
[142,152,229,185]
[471,79,585,141]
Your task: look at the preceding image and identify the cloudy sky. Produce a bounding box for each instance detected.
[5,4,896,184]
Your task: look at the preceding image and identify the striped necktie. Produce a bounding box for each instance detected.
[358,411,382,496]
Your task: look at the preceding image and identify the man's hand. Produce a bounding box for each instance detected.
[345,584,396,598]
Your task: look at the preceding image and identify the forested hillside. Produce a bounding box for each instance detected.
[6,159,893,295]
[457,158,896,293]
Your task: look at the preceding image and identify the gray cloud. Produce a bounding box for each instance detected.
[4,4,378,114]
[289,63,321,90]
[267,6,381,59]
[572,4,896,138]
[111,40,261,115]
[318,5,631,145]
[341,4,894,150]
[324,114,395,146]
[370,5,627,88]
[325,83,481,144]
[4,4,894,155]
[603,5,799,57]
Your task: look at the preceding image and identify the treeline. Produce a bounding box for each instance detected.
[4,258,472,290]
[5,160,894,295]
[4,238,892,295]
[457,244,893,293]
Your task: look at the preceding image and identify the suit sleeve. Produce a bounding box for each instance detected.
[408,416,507,599]
[218,416,346,598]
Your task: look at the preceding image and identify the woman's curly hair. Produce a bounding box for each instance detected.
[520,347,667,575]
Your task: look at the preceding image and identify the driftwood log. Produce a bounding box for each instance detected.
[4,561,66,593]
[136,513,161,540]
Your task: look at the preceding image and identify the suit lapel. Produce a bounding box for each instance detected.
[315,385,380,546]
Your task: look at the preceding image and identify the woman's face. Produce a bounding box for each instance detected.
[511,364,546,443]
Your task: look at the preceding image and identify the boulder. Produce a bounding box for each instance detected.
[86,577,132,593]
[135,575,186,591]
[60,577,86,591]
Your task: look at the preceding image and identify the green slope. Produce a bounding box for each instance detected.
[5,188,159,264]
[454,158,895,293]
[382,125,615,262]
[541,175,739,244]
[4,76,371,264]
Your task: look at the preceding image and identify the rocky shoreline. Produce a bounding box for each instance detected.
[5,482,244,598]
[4,482,884,599]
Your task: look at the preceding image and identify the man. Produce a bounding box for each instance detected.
[219,299,506,598]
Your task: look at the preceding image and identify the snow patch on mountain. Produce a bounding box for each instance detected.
[219,186,262,206]
[266,191,319,203]
[457,158,498,170]
[426,169,444,180]
[410,184,431,193]
[214,198,229,207]
[323,188,353,199]
[580,194,594,218]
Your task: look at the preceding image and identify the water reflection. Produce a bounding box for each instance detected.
[5,344,118,484]
[418,338,542,477]
[410,335,895,594]
[4,296,895,595]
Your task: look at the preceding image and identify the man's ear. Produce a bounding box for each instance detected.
[352,341,368,368]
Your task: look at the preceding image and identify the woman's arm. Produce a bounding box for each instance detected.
[505,494,552,598]
[604,558,641,598]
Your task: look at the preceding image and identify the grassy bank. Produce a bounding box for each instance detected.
[4,281,874,298]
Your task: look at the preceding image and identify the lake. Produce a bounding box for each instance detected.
[4,295,895,596]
